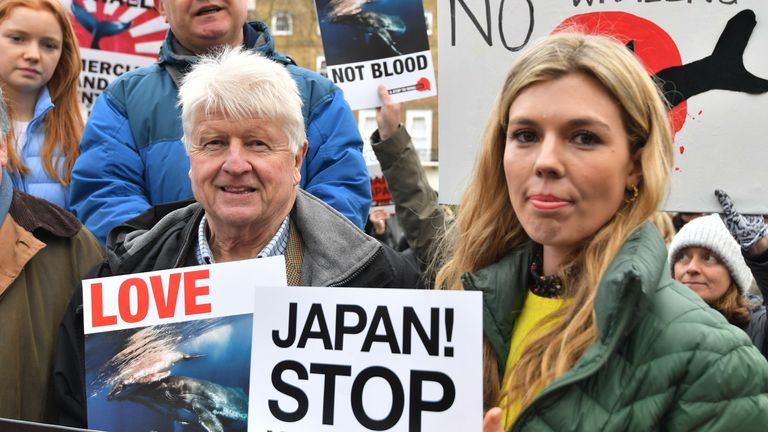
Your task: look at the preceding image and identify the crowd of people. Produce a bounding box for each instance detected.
[1,0,768,430]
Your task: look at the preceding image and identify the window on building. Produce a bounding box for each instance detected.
[316,56,327,78]
[406,110,433,161]
[272,12,293,36]
[424,11,433,36]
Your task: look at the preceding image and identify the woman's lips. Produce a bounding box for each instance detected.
[529,194,570,210]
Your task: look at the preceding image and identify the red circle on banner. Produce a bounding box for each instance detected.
[554,12,687,134]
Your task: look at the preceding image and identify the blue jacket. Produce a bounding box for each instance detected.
[8,87,70,209]
[70,22,371,244]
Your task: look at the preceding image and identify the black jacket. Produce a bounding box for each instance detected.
[54,190,421,427]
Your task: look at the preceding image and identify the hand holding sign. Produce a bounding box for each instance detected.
[376,85,403,141]
[483,407,503,432]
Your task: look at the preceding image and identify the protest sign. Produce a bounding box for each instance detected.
[438,1,768,212]
[362,142,395,211]
[249,286,483,431]
[83,257,287,432]
[315,0,438,109]
[62,0,166,112]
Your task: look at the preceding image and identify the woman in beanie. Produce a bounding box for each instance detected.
[670,191,768,357]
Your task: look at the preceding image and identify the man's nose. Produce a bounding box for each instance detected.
[222,142,250,174]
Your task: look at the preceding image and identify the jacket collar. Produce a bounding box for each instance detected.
[291,190,382,286]
[29,87,53,128]
[463,223,668,368]
[159,21,274,70]
[0,169,12,224]
[106,189,382,287]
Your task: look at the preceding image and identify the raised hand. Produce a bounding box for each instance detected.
[715,189,768,251]
[375,85,403,141]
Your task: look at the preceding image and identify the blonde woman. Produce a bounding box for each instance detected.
[431,33,768,431]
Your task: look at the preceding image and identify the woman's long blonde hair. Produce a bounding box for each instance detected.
[0,0,83,185]
[434,33,674,410]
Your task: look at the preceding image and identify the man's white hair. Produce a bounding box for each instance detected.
[178,47,305,154]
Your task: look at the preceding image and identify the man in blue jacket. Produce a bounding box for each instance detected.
[70,0,371,244]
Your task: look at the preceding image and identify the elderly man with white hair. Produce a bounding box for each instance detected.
[0,89,103,422]
[53,48,422,427]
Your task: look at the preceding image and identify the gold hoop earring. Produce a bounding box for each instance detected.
[625,184,639,204]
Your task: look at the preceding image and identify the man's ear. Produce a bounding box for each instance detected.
[155,0,168,21]
[293,141,308,185]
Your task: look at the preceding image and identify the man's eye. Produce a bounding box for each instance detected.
[203,140,224,149]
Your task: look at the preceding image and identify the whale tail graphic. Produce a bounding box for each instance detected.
[652,9,768,108]
[71,1,132,49]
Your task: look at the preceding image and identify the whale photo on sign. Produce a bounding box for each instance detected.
[317,0,430,64]
[85,316,252,432]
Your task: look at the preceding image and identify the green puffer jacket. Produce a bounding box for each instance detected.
[463,223,768,431]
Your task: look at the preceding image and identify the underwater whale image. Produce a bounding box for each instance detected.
[111,375,248,432]
[85,315,253,432]
[317,0,430,64]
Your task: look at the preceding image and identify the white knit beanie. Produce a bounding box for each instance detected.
[668,213,754,295]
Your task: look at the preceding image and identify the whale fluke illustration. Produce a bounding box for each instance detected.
[71,1,132,49]
[652,9,768,108]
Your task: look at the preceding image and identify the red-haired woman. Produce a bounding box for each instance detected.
[0,0,82,209]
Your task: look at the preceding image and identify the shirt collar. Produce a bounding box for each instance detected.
[196,214,291,265]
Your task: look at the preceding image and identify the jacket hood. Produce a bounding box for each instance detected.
[105,199,201,274]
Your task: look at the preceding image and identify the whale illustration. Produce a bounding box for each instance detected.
[71,1,132,49]
[650,9,768,108]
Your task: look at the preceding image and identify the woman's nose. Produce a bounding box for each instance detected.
[533,137,565,178]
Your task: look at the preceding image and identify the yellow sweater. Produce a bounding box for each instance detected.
[499,292,567,429]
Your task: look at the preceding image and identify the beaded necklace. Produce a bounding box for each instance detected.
[529,250,565,299]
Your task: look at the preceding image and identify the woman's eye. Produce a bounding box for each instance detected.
[704,254,719,264]
[572,131,602,146]
[43,42,60,50]
[511,130,537,144]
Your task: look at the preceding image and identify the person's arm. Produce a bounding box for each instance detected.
[300,90,370,228]
[664,337,768,430]
[53,230,106,428]
[715,189,768,299]
[370,86,447,272]
[69,92,151,245]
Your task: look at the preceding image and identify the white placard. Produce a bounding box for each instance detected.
[316,0,437,109]
[439,1,768,212]
[83,258,287,432]
[249,286,483,431]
